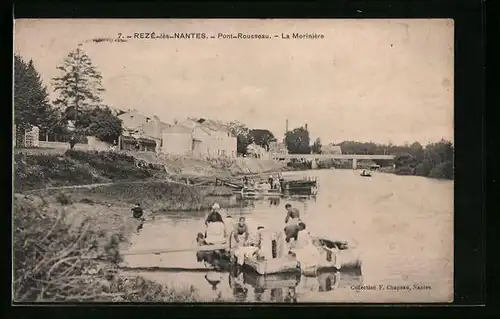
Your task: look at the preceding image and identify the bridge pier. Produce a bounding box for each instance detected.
[352,158,357,170]
[311,158,318,169]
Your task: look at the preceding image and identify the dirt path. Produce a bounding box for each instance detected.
[22,180,162,193]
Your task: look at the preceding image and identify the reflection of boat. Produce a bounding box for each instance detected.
[243,271,301,289]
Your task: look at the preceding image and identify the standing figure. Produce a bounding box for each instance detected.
[69,135,76,150]
[268,175,274,189]
[131,203,145,233]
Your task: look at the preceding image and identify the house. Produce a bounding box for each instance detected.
[322,144,343,155]
[160,124,193,155]
[269,141,288,155]
[246,143,270,159]
[160,117,237,158]
[118,109,170,152]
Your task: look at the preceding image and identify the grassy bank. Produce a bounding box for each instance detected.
[13,194,199,302]
[35,182,240,213]
[14,150,168,192]
[12,150,251,302]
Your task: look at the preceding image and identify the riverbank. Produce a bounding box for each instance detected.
[13,149,286,302]
[13,194,200,302]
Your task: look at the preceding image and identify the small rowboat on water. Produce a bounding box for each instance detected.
[360,170,372,177]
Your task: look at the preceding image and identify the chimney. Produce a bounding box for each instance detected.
[285,119,289,133]
[305,123,308,131]
[153,115,161,139]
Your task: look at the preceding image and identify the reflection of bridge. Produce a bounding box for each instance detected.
[271,154,395,169]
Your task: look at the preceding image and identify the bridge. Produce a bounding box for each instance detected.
[271,154,395,169]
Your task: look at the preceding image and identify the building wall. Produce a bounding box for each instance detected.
[161,132,193,155]
[87,136,113,151]
[38,141,88,151]
[118,110,148,132]
[197,129,237,158]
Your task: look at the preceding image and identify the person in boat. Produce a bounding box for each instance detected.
[232,216,250,246]
[268,175,274,189]
[288,222,324,270]
[232,217,260,266]
[205,203,224,226]
[284,221,307,246]
[204,212,227,245]
[253,225,274,260]
[274,176,282,191]
[285,206,301,225]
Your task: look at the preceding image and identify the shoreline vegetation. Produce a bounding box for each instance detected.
[13,149,285,302]
[286,139,454,181]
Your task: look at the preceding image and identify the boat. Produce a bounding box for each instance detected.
[360,170,372,177]
[244,253,300,275]
[195,229,361,275]
[242,235,361,275]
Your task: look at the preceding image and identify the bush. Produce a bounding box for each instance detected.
[13,196,198,302]
[55,192,73,205]
[428,161,454,179]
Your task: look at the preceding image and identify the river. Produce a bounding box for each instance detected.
[122,169,454,303]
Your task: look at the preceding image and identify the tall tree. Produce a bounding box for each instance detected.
[14,55,60,132]
[226,121,254,155]
[311,137,322,154]
[285,127,311,154]
[81,106,123,143]
[249,129,276,151]
[52,45,105,132]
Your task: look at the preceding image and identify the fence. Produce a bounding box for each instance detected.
[38,132,88,144]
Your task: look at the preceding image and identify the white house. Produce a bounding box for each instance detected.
[160,124,193,155]
[161,118,237,158]
[269,141,288,155]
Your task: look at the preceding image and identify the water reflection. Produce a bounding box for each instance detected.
[269,197,280,206]
[200,266,362,302]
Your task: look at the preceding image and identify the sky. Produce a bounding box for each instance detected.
[14,19,454,145]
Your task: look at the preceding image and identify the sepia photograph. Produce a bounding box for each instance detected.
[13,19,454,303]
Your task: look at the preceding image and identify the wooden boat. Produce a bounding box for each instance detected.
[242,235,361,275]
[194,228,361,275]
[244,253,300,275]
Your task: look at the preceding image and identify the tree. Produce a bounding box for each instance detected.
[285,127,311,154]
[249,129,276,151]
[311,137,322,154]
[80,106,123,143]
[14,55,61,132]
[52,46,106,132]
[226,121,253,155]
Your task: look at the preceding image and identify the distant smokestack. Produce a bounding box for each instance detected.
[285,119,289,133]
[305,123,308,131]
